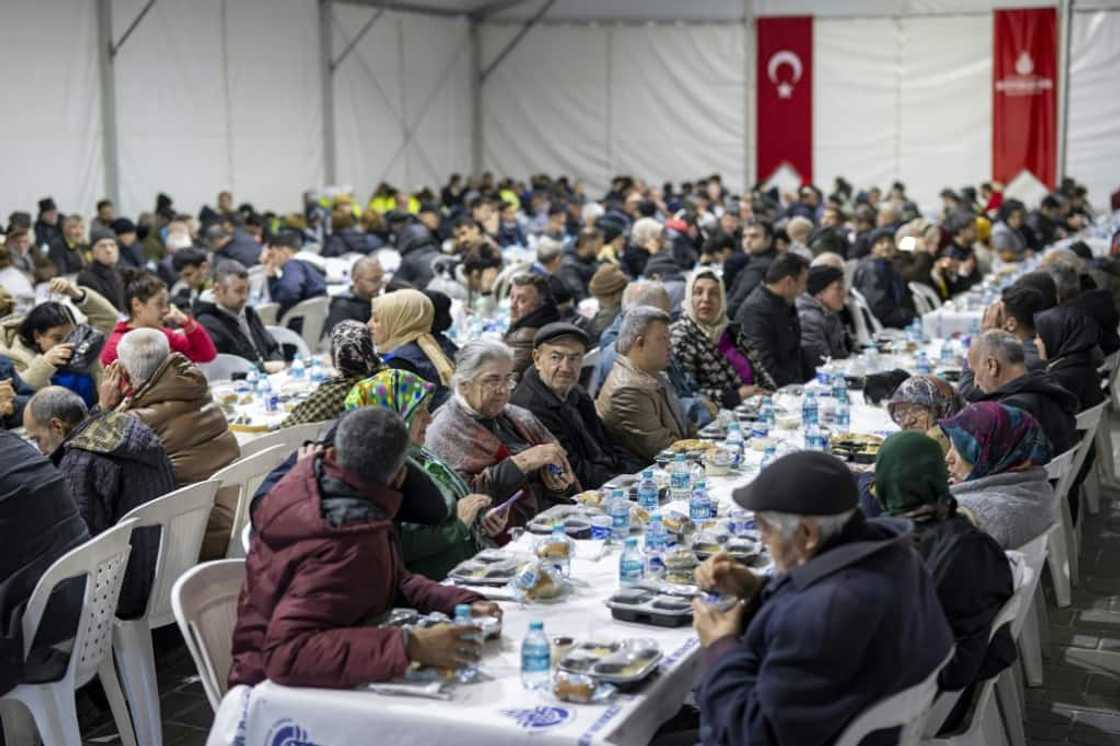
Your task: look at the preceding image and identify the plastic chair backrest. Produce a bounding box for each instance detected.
[21,519,136,688]
[834,647,954,746]
[1046,445,1079,502]
[846,292,874,347]
[848,287,885,334]
[266,325,311,359]
[278,295,330,349]
[119,481,219,629]
[908,282,942,315]
[247,266,269,304]
[171,559,246,711]
[238,421,328,459]
[199,353,257,383]
[254,302,280,326]
[209,444,291,558]
[1010,532,1048,636]
[1071,401,1108,483]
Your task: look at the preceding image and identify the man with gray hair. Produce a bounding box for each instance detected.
[323,255,384,336]
[194,259,283,369]
[596,305,692,462]
[23,385,174,617]
[967,329,1077,452]
[688,451,952,744]
[107,328,240,557]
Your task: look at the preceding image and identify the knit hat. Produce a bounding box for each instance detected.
[89,227,118,246]
[588,264,627,297]
[807,265,843,296]
[110,218,137,235]
[38,197,56,213]
[733,451,858,515]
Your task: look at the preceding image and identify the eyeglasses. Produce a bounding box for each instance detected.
[892,405,929,430]
[477,375,517,392]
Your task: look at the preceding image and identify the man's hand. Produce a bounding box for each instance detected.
[479,508,508,537]
[43,343,74,368]
[456,494,492,527]
[48,277,82,300]
[540,456,575,492]
[695,551,762,600]
[981,300,1005,332]
[470,601,503,622]
[691,598,747,647]
[405,623,482,669]
[0,380,15,417]
[98,361,126,410]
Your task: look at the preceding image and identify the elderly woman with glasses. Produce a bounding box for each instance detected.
[425,340,574,527]
[887,375,964,440]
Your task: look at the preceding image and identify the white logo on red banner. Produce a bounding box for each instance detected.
[767,50,803,99]
[996,49,1053,96]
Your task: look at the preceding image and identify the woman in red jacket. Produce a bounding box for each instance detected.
[100,268,216,366]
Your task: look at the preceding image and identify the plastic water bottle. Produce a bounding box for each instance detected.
[520,620,551,691]
[802,391,819,426]
[619,537,644,587]
[245,367,260,387]
[608,495,630,542]
[453,604,481,683]
[256,376,272,402]
[835,399,851,432]
[724,421,744,468]
[916,352,932,375]
[637,469,659,511]
[289,356,305,380]
[690,463,705,492]
[760,443,778,470]
[309,356,326,383]
[669,453,691,502]
[689,483,710,521]
[804,423,825,451]
[831,375,849,404]
[545,524,573,577]
[644,514,666,578]
[759,396,775,427]
[939,340,955,366]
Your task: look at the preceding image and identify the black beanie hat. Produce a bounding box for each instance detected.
[807,265,844,296]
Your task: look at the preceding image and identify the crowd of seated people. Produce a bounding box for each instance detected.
[1,172,1117,743]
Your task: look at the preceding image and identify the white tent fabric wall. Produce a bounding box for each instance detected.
[0,0,104,220]
[113,0,321,219]
[1067,9,1120,211]
[480,23,746,198]
[813,15,991,214]
[333,8,472,202]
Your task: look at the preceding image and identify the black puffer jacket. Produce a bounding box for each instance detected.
[322,228,383,258]
[975,371,1080,453]
[194,300,282,366]
[1,432,90,696]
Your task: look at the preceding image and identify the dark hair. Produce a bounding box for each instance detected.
[744,219,773,239]
[96,198,113,211]
[548,203,567,217]
[1012,271,1059,309]
[268,231,302,252]
[702,231,736,255]
[1041,195,1061,210]
[577,228,603,249]
[946,210,976,237]
[1000,285,1050,332]
[765,252,809,284]
[998,199,1026,223]
[511,272,552,300]
[335,408,409,485]
[463,244,502,274]
[18,302,75,348]
[121,268,167,313]
[171,247,209,273]
[450,214,477,232]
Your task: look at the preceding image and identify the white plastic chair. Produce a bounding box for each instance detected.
[848,287,885,336]
[0,520,138,746]
[267,324,311,359]
[1044,447,1078,607]
[171,559,246,712]
[278,295,330,351]
[834,648,953,746]
[254,301,280,326]
[112,482,219,746]
[198,353,258,383]
[1072,402,1107,533]
[921,562,1033,746]
[247,266,269,304]
[238,420,328,459]
[209,444,291,558]
[908,282,943,315]
[846,292,874,348]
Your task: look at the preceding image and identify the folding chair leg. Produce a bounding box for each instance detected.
[1059,493,1080,587]
[13,684,82,746]
[1046,525,1073,607]
[99,655,139,746]
[114,620,161,746]
[981,691,1011,746]
[995,667,1027,746]
[1095,422,1120,491]
[1020,591,1045,687]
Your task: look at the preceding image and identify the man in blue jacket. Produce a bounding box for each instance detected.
[690,451,953,746]
[262,231,327,321]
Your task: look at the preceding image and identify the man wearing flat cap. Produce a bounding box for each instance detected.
[797,264,851,367]
[511,322,643,489]
[689,451,953,746]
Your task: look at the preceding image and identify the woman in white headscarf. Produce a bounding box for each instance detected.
[670,269,774,409]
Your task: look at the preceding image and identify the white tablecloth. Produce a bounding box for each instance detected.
[921,307,981,339]
[206,393,898,746]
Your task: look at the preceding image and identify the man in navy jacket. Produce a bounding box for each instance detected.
[262,231,327,320]
[690,451,953,746]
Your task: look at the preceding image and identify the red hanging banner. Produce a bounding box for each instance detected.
[993,7,1058,189]
[756,16,813,186]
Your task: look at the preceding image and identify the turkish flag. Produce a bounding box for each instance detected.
[757,16,813,186]
[993,8,1057,189]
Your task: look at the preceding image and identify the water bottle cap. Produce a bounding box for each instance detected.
[529,620,543,630]
[625,537,638,547]
[674,453,687,461]
[455,604,471,617]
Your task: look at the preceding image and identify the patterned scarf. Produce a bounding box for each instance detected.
[939,402,1051,481]
[345,368,470,500]
[330,319,380,378]
[887,375,963,424]
[683,269,729,343]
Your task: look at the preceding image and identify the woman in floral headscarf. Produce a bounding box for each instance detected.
[940,402,1054,549]
[346,368,507,579]
[279,320,381,428]
[873,430,1014,728]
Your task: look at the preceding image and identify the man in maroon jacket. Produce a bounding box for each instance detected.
[228,408,499,689]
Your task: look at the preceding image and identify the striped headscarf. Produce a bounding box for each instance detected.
[939,402,1051,481]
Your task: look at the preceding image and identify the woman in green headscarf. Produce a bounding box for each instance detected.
[873,431,1014,732]
[346,368,507,579]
